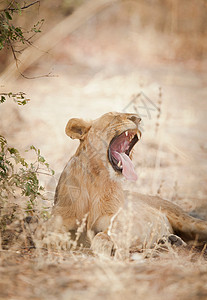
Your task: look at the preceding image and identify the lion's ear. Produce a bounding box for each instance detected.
[65,118,91,140]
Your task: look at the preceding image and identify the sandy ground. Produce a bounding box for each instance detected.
[1,248,207,300]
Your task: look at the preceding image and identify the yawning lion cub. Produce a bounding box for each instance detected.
[53,112,207,256]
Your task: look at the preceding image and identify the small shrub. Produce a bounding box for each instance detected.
[0,136,54,214]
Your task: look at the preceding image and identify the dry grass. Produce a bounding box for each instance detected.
[1,245,207,300]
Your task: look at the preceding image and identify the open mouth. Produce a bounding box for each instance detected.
[108,129,141,181]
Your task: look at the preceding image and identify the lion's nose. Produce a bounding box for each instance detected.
[128,115,141,125]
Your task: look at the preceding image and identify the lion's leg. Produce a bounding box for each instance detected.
[87,213,116,256]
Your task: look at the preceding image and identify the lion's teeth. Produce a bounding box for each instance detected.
[138,132,141,140]
[125,131,128,137]
[117,161,122,168]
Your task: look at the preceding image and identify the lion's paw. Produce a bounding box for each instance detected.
[167,234,186,247]
[91,232,115,257]
[158,234,186,248]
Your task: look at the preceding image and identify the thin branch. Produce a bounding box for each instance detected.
[2,0,120,82]
[1,0,40,12]
[10,41,57,79]
[0,92,26,96]
[15,0,40,11]
[6,0,15,10]
[36,171,54,177]
[6,19,44,52]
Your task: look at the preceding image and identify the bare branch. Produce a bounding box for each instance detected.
[16,0,40,11]
[9,39,56,79]
[1,0,40,12]
[2,0,120,82]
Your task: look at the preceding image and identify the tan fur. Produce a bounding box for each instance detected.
[53,112,207,255]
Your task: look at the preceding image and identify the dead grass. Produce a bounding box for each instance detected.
[1,246,207,300]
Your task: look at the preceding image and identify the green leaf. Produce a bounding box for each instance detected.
[21,100,28,105]
[8,147,18,154]
[0,96,6,103]
[38,156,45,163]
[30,145,36,151]
[5,11,12,20]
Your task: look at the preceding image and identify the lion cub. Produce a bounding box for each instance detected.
[53,112,207,256]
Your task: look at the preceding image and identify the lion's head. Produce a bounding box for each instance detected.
[65,112,141,182]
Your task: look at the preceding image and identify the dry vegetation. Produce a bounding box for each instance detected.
[1,0,207,299]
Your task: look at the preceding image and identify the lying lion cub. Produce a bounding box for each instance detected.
[53,112,207,256]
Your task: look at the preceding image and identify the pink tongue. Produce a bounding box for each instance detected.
[113,151,138,182]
